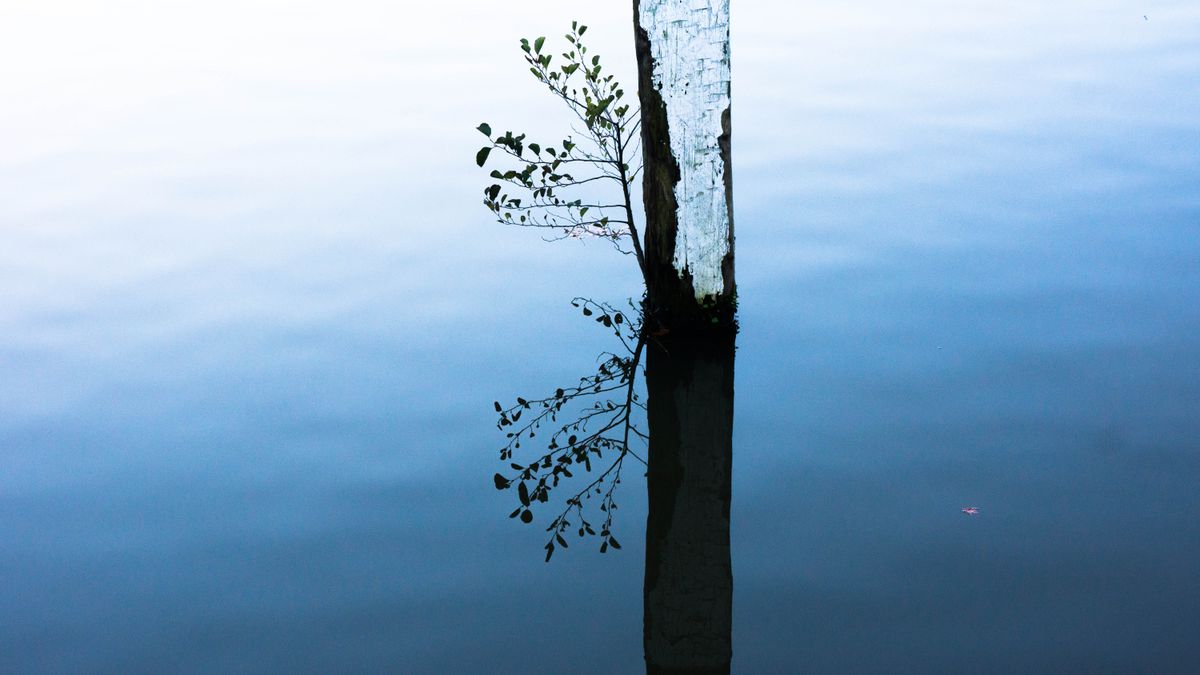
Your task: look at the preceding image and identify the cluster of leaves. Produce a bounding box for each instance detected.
[491,298,647,561]
[475,22,645,270]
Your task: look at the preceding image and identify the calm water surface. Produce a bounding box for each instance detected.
[2,1,1198,673]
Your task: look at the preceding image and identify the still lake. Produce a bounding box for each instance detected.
[2,1,1198,673]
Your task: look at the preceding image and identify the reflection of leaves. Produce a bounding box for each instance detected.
[492,297,647,561]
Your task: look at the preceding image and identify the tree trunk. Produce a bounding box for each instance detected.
[633,1,736,673]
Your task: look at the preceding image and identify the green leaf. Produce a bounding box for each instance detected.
[493,473,509,490]
[475,146,491,167]
[534,36,546,54]
[520,509,533,524]
[477,122,491,137]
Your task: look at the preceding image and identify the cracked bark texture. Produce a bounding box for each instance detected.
[634,1,735,673]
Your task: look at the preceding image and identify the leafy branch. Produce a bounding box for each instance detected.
[475,23,646,282]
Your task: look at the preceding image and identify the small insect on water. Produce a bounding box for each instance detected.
[961,506,980,515]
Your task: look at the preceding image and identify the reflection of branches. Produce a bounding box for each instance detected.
[491,298,647,561]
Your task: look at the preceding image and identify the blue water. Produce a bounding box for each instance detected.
[2,2,1198,673]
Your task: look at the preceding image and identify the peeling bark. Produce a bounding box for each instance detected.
[637,0,733,300]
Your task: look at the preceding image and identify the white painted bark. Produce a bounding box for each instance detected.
[638,0,732,299]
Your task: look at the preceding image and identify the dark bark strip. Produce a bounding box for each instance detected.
[632,1,686,311]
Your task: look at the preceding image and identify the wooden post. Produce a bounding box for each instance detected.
[634,2,736,672]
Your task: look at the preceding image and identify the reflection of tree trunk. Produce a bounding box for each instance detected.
[644,329,735,674]
[634,1,735,672]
